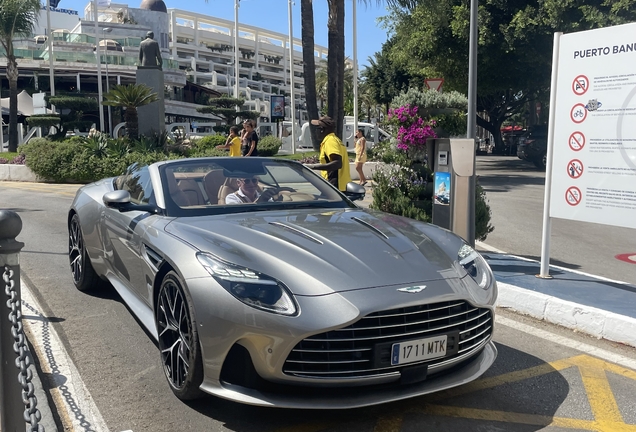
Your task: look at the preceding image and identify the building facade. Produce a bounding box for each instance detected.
[1,1,327,131]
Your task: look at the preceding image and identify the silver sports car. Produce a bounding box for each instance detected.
[68,157,497,409]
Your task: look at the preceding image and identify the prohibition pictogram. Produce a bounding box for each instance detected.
[565,186,582,206]
[568,131,585,151]
[572,75,589,95]
[567,159,584,179]
[570,103,587,124]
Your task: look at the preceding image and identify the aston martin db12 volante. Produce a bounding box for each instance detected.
[68,157,497,409]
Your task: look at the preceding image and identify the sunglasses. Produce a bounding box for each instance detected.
[241,178,258,184]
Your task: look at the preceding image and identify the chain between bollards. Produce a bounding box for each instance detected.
[0,210,44,432]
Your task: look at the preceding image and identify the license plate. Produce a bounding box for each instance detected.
[391,335,448,366]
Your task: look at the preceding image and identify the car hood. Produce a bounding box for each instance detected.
[164,208,466,296]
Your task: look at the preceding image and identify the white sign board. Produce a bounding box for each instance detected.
[549,23,636,230]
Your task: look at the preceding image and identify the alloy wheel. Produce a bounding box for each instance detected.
[68,217,84,284]
[157,279,193,390]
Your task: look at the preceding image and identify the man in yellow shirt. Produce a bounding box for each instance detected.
[216,126,242,156]
[306,116,351,191]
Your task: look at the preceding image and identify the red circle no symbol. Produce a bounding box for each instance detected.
[567,159,584,179]
[572,75,589,95]
[569,131,585,151]
[565,186,582,206]
[571,104,587,124]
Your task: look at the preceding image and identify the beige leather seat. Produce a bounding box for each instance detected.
[203,169,225,205]
[217,178,239,205]
[165,171,192,207]
[177,178,205,206]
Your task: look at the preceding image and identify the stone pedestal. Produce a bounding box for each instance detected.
[136,67,165,137]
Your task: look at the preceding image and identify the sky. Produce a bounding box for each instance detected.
[56,0,392,68]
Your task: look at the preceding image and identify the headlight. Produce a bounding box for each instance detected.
[457,244,493,290]
[196,252,297,316]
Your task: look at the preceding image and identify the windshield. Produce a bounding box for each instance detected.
[158,157,354,217]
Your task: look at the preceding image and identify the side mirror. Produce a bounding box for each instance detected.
[343,182,366,202]
[103,190,131,208]
[103,190,160,214]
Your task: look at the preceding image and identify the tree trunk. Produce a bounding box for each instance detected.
[125,107,138,139]
[336,0,345,138]
[7,57,19,152]
[301,0,321,150]
[327,0,345,139]
[476,114,504,151]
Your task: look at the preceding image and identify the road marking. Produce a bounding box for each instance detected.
[21,280,111,432]
[0,181,80,197]
[496,315,636,371]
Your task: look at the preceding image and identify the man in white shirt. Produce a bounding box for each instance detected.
[225,177,279,204]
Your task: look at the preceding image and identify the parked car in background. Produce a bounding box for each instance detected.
[517,125,548,170]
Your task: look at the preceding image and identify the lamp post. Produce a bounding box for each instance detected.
[465,0,478,246]
[94,0,104,132]
[103,27,113,135]
[287,0,295,154]
[46,0,56,113]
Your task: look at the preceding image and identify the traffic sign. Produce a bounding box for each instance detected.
[565,186,582,206]
[425,78,444,92]
[568,131,585,151]
[570,103,587,123]
[572,75,589,95]
[567,159,584,179]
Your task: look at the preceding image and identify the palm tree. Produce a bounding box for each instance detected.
[0,0,40,152]
[102,84,159,139]
[301,0,321,150]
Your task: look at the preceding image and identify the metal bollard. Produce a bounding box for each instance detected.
[0,210,43,432]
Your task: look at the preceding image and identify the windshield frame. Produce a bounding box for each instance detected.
[156,157,356,217]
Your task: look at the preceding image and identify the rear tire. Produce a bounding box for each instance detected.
[533,153,547,170]
[156,271,204,400]
[68,213,104,292]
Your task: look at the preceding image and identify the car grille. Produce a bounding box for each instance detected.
[283,300,493,379]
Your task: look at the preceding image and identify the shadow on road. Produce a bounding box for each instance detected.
[183,343,570,432]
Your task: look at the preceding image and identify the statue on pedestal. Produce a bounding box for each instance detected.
[138,31,163,70]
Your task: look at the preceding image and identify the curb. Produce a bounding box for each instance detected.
[0,164,40,182]
[497,282,636,349]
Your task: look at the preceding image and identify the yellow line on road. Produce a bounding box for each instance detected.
[580,366,626,431]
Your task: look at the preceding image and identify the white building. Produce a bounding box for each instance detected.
[3,0,329,128]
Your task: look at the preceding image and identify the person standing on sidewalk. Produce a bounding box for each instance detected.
[305,116,351,191]
[216,126,242,156]
[241,119,259,157]
[354,128,367,186]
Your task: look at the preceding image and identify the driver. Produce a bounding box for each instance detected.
[225,177,280,204]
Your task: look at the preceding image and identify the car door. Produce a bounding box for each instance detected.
[103,166,155,300]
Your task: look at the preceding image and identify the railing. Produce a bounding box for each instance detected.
[0,210,44,431]
[0,49,179,69]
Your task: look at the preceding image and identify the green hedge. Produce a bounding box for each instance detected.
[20,138,169,183]
[258,135,282,157]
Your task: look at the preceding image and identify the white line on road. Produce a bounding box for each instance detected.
[21,280,111,432]
[496,314,636,371]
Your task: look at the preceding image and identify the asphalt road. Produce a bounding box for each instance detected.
[477,156,636,286]
[0,164,635,431]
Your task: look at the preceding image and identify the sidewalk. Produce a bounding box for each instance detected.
[358,183,636,349]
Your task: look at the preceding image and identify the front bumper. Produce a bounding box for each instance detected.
[186,276,497,408]
[200,341,497,409]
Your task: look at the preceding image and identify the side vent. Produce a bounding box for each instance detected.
[143,245,164,272]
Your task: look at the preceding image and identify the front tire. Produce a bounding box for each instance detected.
[68,213,103,292]
[156,271,204,400]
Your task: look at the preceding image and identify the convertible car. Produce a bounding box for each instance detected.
[68,157,497,409]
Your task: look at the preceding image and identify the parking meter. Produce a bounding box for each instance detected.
[428,138,476,245]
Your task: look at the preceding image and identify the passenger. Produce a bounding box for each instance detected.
[225,177,279,204]
[216,126,242,157]
[305,116,351,191]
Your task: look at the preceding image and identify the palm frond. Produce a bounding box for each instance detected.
[102,84,159,109]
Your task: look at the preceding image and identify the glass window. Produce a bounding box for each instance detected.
[123,167,153,205]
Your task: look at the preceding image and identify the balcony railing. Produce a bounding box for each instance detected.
[0,48,178,69]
